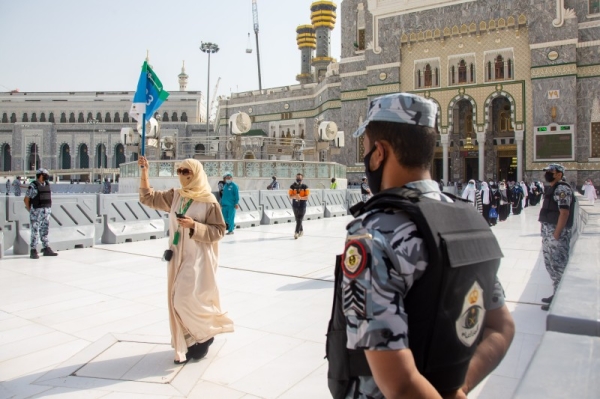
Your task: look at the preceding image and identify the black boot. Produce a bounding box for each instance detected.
[42,247,58,256]
[541,295,554,304]
[30,249,39,259]
[188,338,214,360]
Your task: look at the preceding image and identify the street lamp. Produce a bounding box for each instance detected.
[200,41,219,136]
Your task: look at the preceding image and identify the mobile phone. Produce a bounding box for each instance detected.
[176,213,185,219]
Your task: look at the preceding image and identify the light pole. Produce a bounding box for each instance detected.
[200,41,219,135]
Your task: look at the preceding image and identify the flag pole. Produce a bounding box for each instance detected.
[141,113,146,158]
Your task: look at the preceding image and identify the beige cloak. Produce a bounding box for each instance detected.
[140,187,234,361]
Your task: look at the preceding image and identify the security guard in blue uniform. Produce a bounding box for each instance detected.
[24,169,58,259]
[326,93,515,399]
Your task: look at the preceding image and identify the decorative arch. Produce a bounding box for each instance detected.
[114,143,126,168]
[447,94,478,135]
[1,113,8,123]
[77,143,90,169]
[78,112,85,123]
[483,90,518,133]
[114,112,121,123]
[59,143,71,169]
[1,143,12,171]
[123,112,130,123]
[40,112,46,122]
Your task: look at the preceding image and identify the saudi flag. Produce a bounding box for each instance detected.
[130,61,170,122]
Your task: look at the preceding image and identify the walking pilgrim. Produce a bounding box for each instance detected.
[138,156,234,364]
[583,179,597,205]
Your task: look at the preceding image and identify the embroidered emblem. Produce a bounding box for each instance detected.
[559,192,566,199]
[343,280,367,318]
[456,281,486,347]
[343,240,367,278]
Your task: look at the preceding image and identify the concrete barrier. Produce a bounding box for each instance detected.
[7,195,100,254]
[323,189,348,218]
[98,194,167,244]
[512,331,600,398]
[259,191,294,225]
[304,189,324,221]
[346,190,362,211]
[234,191,261,228]
[0,196,16,253]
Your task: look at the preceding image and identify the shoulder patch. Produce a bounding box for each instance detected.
[456,281,486,347]
[342,240,368,278]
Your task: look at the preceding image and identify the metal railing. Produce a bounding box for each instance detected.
[119,160,346,179]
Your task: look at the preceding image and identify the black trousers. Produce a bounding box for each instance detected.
[293,205,306,233]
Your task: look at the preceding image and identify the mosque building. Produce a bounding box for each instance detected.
[0,59,207,176]
[218,0,600,185]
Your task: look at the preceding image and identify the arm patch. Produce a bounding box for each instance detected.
[342,240,368,278]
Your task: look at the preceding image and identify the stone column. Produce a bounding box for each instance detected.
[477,132,486,181]
[515,130,524,182]
[441,134,450,184]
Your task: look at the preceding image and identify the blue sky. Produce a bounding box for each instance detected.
[0,0,341,98]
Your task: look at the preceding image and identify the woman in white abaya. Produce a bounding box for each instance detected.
[138,156,234,364]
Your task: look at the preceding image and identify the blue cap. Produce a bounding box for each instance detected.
[543,164,565,173]
[353,93,438,138]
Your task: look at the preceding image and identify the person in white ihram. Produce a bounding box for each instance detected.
[583,179,597,205]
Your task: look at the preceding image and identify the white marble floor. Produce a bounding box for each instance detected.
[0,205,554,399]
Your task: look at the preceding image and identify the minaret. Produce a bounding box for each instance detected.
[310,1,337,81]
[296,25,316,84]
[178,61,189,91]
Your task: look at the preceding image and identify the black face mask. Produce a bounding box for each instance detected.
[544,172,555,183]
[363,146,384,196]
[296,179,302,184]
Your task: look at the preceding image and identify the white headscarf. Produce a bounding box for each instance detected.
[462,180,477,203]
[480,182,490,205]
[520,181,528,198]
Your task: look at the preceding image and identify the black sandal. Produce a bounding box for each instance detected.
[173,358,188,365]
[188,338,214,360]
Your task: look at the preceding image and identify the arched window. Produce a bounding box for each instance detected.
[181,112,188,122]
[79,144,89,169]
[96,144,107,168]
[31,113,37,122]
[40,112,46,122]
[451,66,456,84]
[507,59,513,79]
[163,112,169,122]
[115,144,126,168]
[10,113,17,123]
[435,68,439,86]
[424,64,432,87]
[28,143,40,171]
[495,55,504,80]
[2,144,12,171]
[60,144,71,170]
[60,113,67,123]
[470,63,475,83]
[172,112,178,122]
[22,113,29,122]
[78,112,84,123]
[487,61,492,81]
[195,144,205,155]
[105,112,111,123]
[1,113,7,123]
[417,69,422,88]
[69,112,76,123]
[114,112,120,123]
[96,112,102,122]
[458,60,467,83]
[49,112,55,123]
[87,112,93,122]
[123,112,130,123]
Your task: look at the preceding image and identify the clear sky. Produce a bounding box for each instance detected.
[0,0,342,99]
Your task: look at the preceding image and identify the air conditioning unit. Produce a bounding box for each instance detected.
[319,121,338,141]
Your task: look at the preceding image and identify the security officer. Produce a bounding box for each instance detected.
[103,177,112,194]
[360,177,371,202]
[24,169,58,259]
[289,173,310,239]
[538,163,574,311]
[220,172,239,235]
[12,176,22,196]
[331,93,514,398]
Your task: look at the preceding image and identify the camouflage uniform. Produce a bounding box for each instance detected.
[12,179,21,196]
[26,183,52,249]
[540,184,572,292]
[342,180,506,399]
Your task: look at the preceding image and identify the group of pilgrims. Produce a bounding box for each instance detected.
[444,179,546,226]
